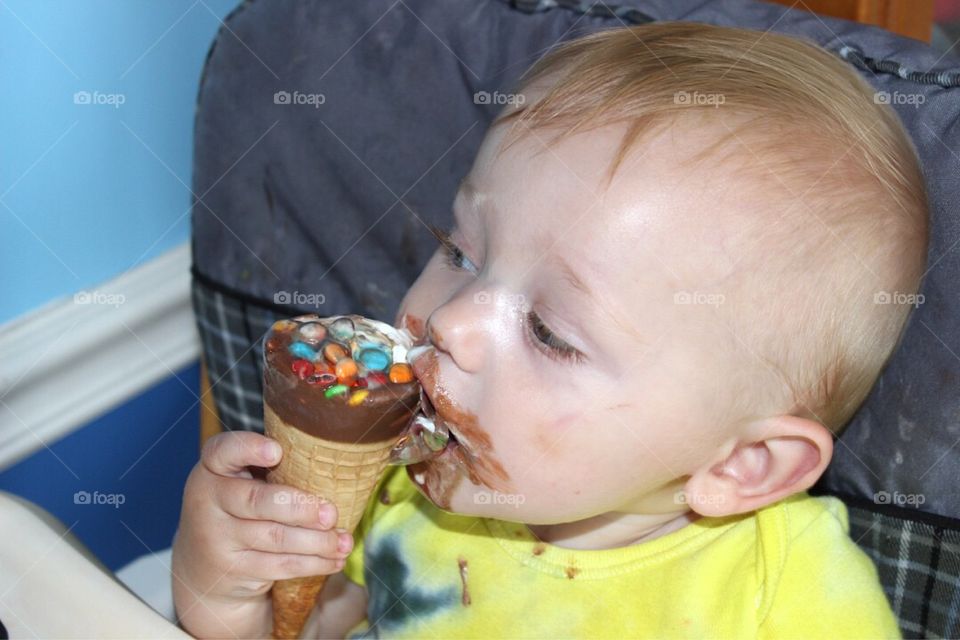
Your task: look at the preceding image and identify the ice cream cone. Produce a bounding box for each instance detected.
[260,314,421,639]
[264,403,397,638]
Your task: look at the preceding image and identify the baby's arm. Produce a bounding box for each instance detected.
[171,431,353,638]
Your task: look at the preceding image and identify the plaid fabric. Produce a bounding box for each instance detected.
[845,498,960,639]
[191,269,277,433]
[192,271,960,639]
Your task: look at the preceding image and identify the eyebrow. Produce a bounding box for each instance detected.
[551,254,596,303]
[454,177,483,222]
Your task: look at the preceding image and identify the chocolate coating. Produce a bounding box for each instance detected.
[263,316,420,443]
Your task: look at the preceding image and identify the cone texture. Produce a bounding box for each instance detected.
[264,403,395,639]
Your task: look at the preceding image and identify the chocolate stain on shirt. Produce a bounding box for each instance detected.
[532,543,546,556]
[565,566,580,580]
[379,488,392,505]
[458,556,471,606]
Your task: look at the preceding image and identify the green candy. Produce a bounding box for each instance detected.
[324,384,349,398]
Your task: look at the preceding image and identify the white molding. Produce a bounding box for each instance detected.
[0,243,200,470]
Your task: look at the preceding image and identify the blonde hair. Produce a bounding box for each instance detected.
[494,23,928,433]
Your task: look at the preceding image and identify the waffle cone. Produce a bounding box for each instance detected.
[263,402,397,639]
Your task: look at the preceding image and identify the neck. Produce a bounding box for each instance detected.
[525,509,701,551]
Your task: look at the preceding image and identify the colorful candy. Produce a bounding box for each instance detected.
[272,319,297,332]
[323,342,348,363]
[366,372,389,387]
[388,362,414,384]
[358,347,390,371]
[306,372,337,387]
[329,317,355,341]
[274,315,418,403]
[289,341,318,361]
[335,358,358,385]
[348,389,370,406]
[298,322,326,344]
[324,384,349,398]
[291,358,314,380]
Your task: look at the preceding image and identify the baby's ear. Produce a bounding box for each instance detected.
[683,415,833,517]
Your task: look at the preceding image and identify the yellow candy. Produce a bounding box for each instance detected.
[271,319,297,333]
[348,389,370,406]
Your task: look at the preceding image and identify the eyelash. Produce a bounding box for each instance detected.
[428,224,583,364]
[429,225,475,272]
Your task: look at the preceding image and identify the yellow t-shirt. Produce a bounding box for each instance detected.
[342,466,900,639]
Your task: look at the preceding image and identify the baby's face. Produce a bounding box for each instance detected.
[396,120,753,525]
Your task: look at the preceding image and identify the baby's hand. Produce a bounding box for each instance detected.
[172,431,353,607]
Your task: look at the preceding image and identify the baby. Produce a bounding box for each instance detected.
[172,23,926,638]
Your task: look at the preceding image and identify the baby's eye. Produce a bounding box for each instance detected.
[430,225,478,273]
[526,311,583,364]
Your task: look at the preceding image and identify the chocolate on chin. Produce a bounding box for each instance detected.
[261,314,421,640]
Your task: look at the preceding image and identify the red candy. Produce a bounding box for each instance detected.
[306,371,337,387]
[367,372,389,386]
[291,359,315,380]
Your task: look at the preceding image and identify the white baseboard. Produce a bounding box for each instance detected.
[0,243,200,470]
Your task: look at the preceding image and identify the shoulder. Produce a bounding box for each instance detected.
[755,493,900,638]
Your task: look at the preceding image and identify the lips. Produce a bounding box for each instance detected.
[418,383,463,452]
[387,345,466,465]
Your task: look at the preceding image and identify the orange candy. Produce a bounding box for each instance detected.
[323,342,348,364]
[335,358,358,385]
[388,362,414,384]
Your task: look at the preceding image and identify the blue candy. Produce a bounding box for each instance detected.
[358,347,391,371]
[289,341,318,361]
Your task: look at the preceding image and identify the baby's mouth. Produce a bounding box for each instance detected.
[388,348,463,465]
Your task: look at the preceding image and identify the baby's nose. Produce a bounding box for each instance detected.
[425,286,492,373]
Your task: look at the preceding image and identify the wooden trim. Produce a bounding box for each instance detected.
[0,243,199,470]
[765,0,933,42]
[199,358,223,451]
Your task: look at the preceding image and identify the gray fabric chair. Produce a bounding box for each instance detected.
[190,1,960,636]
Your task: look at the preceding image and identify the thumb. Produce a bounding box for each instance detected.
[201,431,282,478]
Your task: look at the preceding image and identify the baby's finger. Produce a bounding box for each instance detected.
[240,521,352,558]
[238,550,346,582]
[220,479,338,529]
[202,431,282,479]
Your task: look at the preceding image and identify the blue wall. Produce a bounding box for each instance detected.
[0,362,202,571]
[0,0,238,570]
[1,0,238,323]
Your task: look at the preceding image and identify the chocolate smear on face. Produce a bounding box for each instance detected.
[415,349,511,492]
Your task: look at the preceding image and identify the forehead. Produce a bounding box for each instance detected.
[462,120,755,294]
